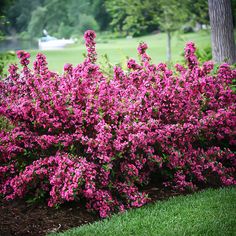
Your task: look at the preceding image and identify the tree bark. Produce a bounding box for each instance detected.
[167,31,171,62]
[208,0,236,64]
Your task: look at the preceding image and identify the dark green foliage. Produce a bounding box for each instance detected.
[105,0,209,36]
[28,0,100,38]
[3,0,103,38]
[91,0,111,31]
[105,0,161,36]
[1,0,211,39]
[5,0,44,34]
[231,0,236,27]
[186,0,209,25]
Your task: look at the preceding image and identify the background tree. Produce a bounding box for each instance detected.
[2,0,211,40]
[158,0,189,62]
[28,7,47,38]
[105,0,207,61]
[0,0,12,39]
[91,0,111,31]
[105,0,160,36]
[186,0,209,29]
[6,0,44,34]
[208,0,236,64]
[2,0,103,38]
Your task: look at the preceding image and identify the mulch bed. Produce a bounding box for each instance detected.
[0,185,198,236]
[0,198,98,236]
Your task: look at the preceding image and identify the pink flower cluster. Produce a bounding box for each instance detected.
[84,30,97,64]
[0,31,235,217]
[16,50,30,66]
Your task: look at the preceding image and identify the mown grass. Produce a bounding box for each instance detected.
[1,30,210,74]
[49,187,236,236]
[26,30,210,72]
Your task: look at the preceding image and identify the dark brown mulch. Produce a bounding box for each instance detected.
[0,199,99,236]
[0,185,195,236]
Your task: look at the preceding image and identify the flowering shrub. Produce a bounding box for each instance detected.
[0,31,235,218]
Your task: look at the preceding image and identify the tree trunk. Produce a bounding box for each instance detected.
[208,0,236,64]
[167,31,171,62]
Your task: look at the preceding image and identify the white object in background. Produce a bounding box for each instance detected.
[38,35,75,50]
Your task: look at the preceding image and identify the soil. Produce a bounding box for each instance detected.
[0,198,98,236]
[0,186,195,236]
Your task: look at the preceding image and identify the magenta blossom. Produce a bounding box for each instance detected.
[0,31,235,218]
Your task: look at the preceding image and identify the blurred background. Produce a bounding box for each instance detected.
[0,0,235,73]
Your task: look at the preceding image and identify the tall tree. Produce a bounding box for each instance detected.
[105,0,160,36]
[208,0,236,64]
[186,0,209,28]
[158,0,189,62]
[105,0,190,61]
[0,0,13,38]
[6,0,44,33]
[27,0,99,37]
[91,0,111,31]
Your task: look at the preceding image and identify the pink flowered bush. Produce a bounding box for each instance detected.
[0,30,235,217]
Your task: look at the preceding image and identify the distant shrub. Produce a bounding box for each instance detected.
[77,14,99,34]
[181,25,194,33]
[0,31,235,218]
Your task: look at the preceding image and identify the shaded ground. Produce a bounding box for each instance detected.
[0,185,189,236]
[0,198,98,236]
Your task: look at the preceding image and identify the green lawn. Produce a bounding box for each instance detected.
[27,30,210,72]
[49,187,236,236]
